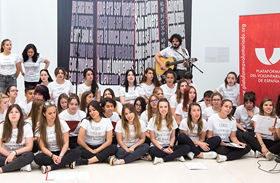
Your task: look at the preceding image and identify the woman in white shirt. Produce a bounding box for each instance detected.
[140,67,161,103]
[152,87,164,99]
[0,39,21,93]
[34,101,81,174]
[160,70,177,102]
[59,94,86,149]
[119,69,145,105]
[103,88,122,115]
[243,98,280,160]
[110,104,150,165]
[234,91,259,142]
[175,86,197,126]
[170,79,188,117]
[20,44,50,88]
[202,92,223,121]
[0,93,9,123]
[178,103,220,159]
[207,99,253,163]
[39,69,53,87]
[77,101,117,165]
[148,98,190,165]
[0,104,33,173]
[78,68,101,102]
[48,67,74,104]
[5,85,21,105]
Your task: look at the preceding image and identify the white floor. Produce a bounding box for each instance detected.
[1,157,279,183]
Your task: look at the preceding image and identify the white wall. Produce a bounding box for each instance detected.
[1,0,279,100]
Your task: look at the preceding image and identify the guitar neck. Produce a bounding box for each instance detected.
[166,58,197,66]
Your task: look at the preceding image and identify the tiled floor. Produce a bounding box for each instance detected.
[1,156,279,183]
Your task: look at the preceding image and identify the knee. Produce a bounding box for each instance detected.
[108,145,118,153]
[214,136,222,143]
[182,145,191,152]
[71,149,82,157]
[178,133,187,143]
[141,143,150,152]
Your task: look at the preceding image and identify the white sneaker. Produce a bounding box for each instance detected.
[265,152,275,161]
[255,150,264,158]
[243,150,255,157]
[20,164,31,172]
[153,157,163,165]
[175,156,185,162]
[202,151,217,159]
[187,152,195,160]
[216,154,227,163]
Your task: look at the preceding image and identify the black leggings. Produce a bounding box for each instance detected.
[178,133,221,155]
[34,149,81,170]
[76,144,117,162]
[236,129,254,143]
[243,133,280,154]
[214,143,251,161]
[149,145,190,162]
[0,152,34,173]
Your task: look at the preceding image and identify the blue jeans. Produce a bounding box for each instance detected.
[0,74,17,93]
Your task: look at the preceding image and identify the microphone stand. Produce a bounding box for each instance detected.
[75,33,81,94]
[171,47,203,74]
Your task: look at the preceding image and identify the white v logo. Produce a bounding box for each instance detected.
[255,48,280,65]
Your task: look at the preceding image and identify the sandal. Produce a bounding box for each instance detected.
[69,161,76,169]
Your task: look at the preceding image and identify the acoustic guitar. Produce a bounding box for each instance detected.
[155,57,198,75]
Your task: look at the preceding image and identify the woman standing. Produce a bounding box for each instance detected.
[20,44,50,88]
[0,39,21,93]
[0,104,34,173]
[110,104,150,165]
[77,101,117,165]
[148,98,190,165]
[48,67,74,104]
[34,101,81,174]
[207,99,253,163]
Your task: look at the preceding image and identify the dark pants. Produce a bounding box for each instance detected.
[24,81,39,89]
[0,74,17,93]
[243,133,280,154]
[178,133,221,156]
[214,143,251,161]
[149,145,190,162]
[32,140,39,153]
[236,128,254,143]
[34,149,81,170]
[115,143,149,164]
[0,152,34,173]
[76,144,117,162]
[144,136,151,145]
[69,136,78,149]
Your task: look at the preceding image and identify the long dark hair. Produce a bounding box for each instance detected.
[57,93,69,114]
[2,104,25,143]
[134,96,146,115]
[83,68,99,98]
[121,104,141,140]
[22,44,39,62]
[85,101,105,121]
[187,103,203,136]
[224,71,237,88]
[123,69,137,92]
[27,99,45,135]
[39,69,53,83]
[220,99,234,120]
[1,39,11,53]
[80,91,92,112]
[140,67,161,87]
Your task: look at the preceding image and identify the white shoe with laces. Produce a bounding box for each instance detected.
[265,152,275,161]
[255,150,264,158]
[175,156,185,162]
[243,150,255,157]
[187,152,195,160]
[20,164,31,172]
[202,151,217,159]
[216,154,227,163]
[153,157,164,165]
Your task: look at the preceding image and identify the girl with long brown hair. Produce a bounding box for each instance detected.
[110,104,150,165]
[207,99,253,163]
[170,79,188,117]
[148,98,190,165]
[34,101,81,174]
[178,103,220,159]
[0,104,33,173]
[80,91,94,113]
[57,93,68,114]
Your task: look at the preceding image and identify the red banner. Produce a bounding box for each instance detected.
[239,13,280,107]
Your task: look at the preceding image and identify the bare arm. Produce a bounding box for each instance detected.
[119,96,130,105]
[130,132,146,149]
[44,59,50,69]
[175,114,182,126]
[95,130,113,153]
[96,91,101,102]
[236,94,240,106]
[171,108,176,118]
[60,132,69,156]
[236,119,246,132]
[116,132,129,152]
[154,52,165,70]
[16,62,22,78]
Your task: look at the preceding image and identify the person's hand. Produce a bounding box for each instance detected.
[183,59,189,67]
[129,101,134,105]
[160,63,166,70]
[238,142,246,148]
[220,141,227,146]
[247,110,254,118]
[268,126,276,134]
[128,147,135,153]
[261,145,269,156]
[52,154,60,165]
[198,142,210,151]
[163,148,172,154]
[56,156,62,164]
[5,152,16,165]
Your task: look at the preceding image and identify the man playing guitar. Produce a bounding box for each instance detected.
[154,34,190,80]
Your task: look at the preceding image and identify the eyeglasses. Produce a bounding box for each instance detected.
[150,99,159,103]
[135,104,141,107]
[44,101,55,106]
[212,99,221,102]
[10,89,18,92]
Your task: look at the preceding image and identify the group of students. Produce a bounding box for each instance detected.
[0,38,280,174]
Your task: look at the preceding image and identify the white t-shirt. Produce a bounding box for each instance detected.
[160,83,177,102]
[80,117,113,146]
[18,99,32,117]
[148,116,178,147]
[0,53,20,75]
[202,107,219,121]
[189,83,196,89]
[175,103,188,120]
[160,46,189,70]
[252,114,280,141]
[216,84,240,106]
[48,80,74,104]
[208,113,237,142]
[35,120,70,152]
[21,56,45,82]
[179,119,207,141]
[116,101,123,114]
[170,94,183,109]
[199,101,207,113]
[118,86,144,102]
[59,110,86,137]
[140,110,156,127]
[0,110,7,123]
[234,105,260,130]
[9,98,21,106]
[78,82,101,101]
[115,119,146,147]
[140,83,155,100]
[105,112,120,132]
[0,123,33,152]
